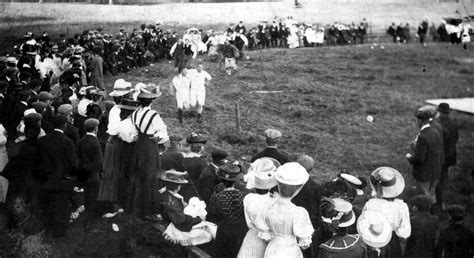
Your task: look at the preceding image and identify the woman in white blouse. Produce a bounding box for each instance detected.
[257,162,314,258]
[359,167,411,257]
[237,158,280,258]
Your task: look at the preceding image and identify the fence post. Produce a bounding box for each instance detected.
[235,102,241,135]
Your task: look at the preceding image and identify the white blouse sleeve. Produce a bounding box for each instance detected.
[294,207,314,248]
[117,119,138,143]
[152,114,168,143]
[107,106,121,135]
[255,203,272,241]
[0,125,6,146]
[395,200,411,239]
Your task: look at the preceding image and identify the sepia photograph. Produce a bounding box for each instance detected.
[0,0,473,256]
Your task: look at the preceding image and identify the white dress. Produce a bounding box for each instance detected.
[362,198,411,239]
[237,193,274,258]
[258,198,314,258]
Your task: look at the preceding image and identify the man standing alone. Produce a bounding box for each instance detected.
[406,107,443,204]
[170,69,192,123]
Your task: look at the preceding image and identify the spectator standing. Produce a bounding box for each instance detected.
[221,40,239,76]
[251,129,290,164]
[417,18,429,46]
[86,47,105,90]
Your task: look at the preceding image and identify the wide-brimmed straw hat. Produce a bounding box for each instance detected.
[275,162,309,186]
[134,83,162,99]
[161,170,188,184]
[321,198,356,228]
[357,210,392,248]
[369,167,405,198]
[116,98,140,111]
[109,79,132,97]
[246,157,280,190]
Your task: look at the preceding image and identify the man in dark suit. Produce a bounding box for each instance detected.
[161,134,184,171]
[180,133,208,202]
[251,128,290,164]
[8,90,30,141]
[295,155,322,258]
[436,103,459,209]
[57,104,80,145]
[38,115,78,237]
[198,149,228,205]
[406,107,443,204]
[77,118,103,229]
[0,81,8,125]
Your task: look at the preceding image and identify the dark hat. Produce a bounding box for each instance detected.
[217,162,243,181]
[169,134,183,142]
[211,149,228,162]
[446,204,465,221]
[84,118,99,129]
[30,79,43,88]
[31,101,48,113]
[0,81,8,90]
[116,98,140,111]
[161,169,188,184]
[53,115,68,127]
[3,67,18,76]
[186,132,207,144]
[38,91,53,101]
[438,103,451,114]
[24,112,42,124]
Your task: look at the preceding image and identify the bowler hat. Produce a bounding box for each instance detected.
[438,103,451,114]
[217,162,243,181]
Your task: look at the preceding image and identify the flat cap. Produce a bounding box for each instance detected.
[30,79,43,88]
[415,107,432,120]
[297,155,315,172]
[31,101,48,113]
[264,129,282,140]
[38,91,53,101]
[84,118,100,129]
[211,149,228,162]
[24,112,43,124]
[417,105,437,119]
[57,104,73,115]
[169,134,183,142]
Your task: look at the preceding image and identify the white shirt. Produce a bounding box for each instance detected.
[86,132,97,137]
[77,99,93,117]
[107,105,121,135]
[131,106,168,143]
[189,70,212,90]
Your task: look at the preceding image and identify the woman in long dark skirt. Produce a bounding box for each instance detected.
[126,83,168,219]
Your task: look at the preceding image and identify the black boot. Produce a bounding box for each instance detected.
[197,113,202,123]
[178,109,183,123]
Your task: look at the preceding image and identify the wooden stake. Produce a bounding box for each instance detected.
[235,102,241,135]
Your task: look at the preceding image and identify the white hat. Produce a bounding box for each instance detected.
[369,167,405,198]
[321,198,356,228]
[246,157,280,190]
[340,173,364,195]
[109,79,133,97]
[23,108,36,117]
[275,162,309,185]
[357,210,392,248]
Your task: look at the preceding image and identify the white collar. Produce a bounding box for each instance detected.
[86,132,97,137]
[143,106,151,111]
[21,101,28,106]
[420,124,430,131]
[183,152,201,158]
[54,129,64,134]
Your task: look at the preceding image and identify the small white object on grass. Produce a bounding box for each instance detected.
[370,46,374,50]
[112,223,119,232]
[246,56,250,60]
[380,46,385,50]
[367,115,374,122]
[145,69,149,73]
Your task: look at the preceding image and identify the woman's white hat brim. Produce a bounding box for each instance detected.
[109,89,132,97]
[246,157,280,190]
[370,167,405,198]
[275,162,309,185]
[357,210,392,248]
